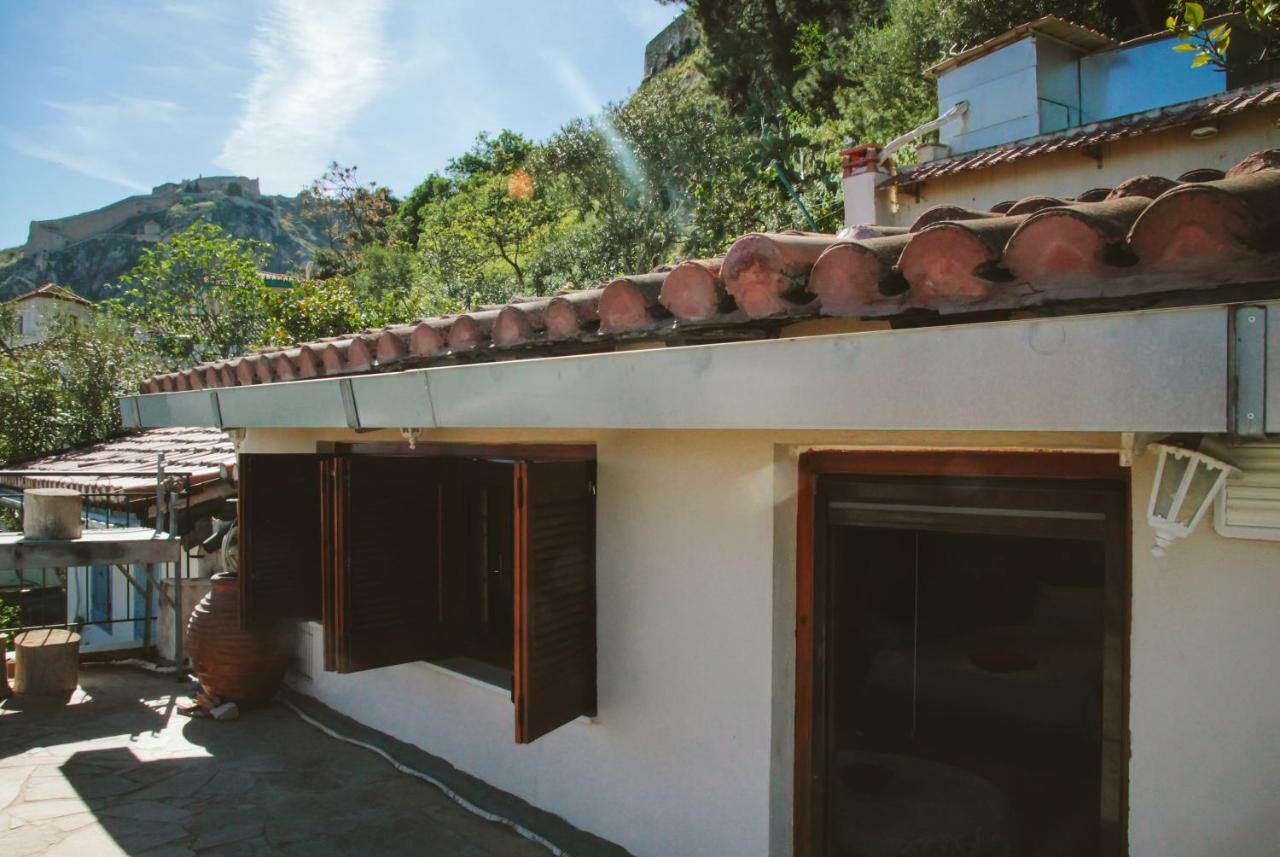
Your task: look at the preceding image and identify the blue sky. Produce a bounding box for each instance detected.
[0,1,682,248]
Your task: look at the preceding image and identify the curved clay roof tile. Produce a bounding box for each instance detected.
[808,234,913,317]
[658,258,729,323]
[1003,197,1149,286]
[720,232,834,318]
[544,290,602,340]
[1106,175,1178,200]
[598,273,669,334]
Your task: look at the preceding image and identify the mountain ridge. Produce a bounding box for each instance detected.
[0,175,326,302]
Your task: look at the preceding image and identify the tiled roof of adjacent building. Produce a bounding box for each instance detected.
[0,428,235,499]
[882,85,1280,188]
[139,148,1280,395]
[3,283,94,307]
[923,15,1116,77]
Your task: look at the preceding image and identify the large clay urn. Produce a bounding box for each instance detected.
[186,572,285,706]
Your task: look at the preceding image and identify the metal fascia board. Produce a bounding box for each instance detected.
[214,378,350,428]
[134,388,220,427]
[347,370,437,428]
[120,396,143,429]
[121,303,1243,432]
[1230,305,1267,439]
[1268,303,1280,434]
[209,391,225,429]
[423,305,1231,432]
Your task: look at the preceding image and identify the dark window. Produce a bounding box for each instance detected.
[239,453,323,629]
[437,459,517,684]
[810,474,1127,857]
[304,445,596,743]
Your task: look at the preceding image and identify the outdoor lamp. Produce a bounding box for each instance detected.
[1146,440,1237,557]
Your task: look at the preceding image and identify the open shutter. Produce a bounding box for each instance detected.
[239,454,322,629]
[329,455,443,673]
[514,459,597,744]
[319,455,343,673]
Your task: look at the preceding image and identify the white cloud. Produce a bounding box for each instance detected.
[0,96,182,192]
[215,0,390,192]
[0,127,149,193]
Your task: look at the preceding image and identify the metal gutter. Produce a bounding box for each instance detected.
[121,302,1278,434]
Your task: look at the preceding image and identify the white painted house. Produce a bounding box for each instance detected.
[121,20,1280,857]
[2,283,93,348]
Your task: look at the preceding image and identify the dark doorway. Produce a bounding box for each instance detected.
[799,461,1128,857]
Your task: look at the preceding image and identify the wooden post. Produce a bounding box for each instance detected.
[13,629,81,695]
[142,563,154,652]
[23,489,83,540]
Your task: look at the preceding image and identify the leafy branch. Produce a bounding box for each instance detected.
[1168,1,1280,69]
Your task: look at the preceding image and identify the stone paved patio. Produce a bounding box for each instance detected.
[0,666,549,856]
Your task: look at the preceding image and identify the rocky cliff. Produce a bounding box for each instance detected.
[0,179,328,302]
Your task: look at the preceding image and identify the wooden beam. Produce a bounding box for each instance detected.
[0,528,180,570]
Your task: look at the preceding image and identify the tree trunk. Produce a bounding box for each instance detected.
[13,629,80,695]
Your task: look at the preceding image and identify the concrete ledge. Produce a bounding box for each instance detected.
[281,686,632,857]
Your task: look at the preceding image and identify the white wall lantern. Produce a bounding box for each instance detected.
[1146,441,1237,557]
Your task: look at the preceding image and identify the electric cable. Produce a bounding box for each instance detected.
[280,695,565,856]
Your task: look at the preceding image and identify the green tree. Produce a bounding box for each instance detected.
[393,174,454,249]
[302,163,399,277]
[1167,1,1280,69]
[0,303,17,356]
[109,221,271,368]
[259,277,369,347]
[416,134,563,303]
[0,314,161,464]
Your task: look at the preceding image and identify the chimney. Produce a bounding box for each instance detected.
[841,145,892,230]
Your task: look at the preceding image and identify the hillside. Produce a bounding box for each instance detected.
[0,177,327,302]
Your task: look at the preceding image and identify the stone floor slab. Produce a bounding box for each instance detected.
[0,667,555,857]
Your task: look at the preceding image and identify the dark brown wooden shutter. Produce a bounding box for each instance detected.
[328,455,443,673]
[319,455,343,673]
[514,459,597,744]
[239,454,322,629]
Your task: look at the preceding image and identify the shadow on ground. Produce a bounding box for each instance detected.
[0,666,548,856]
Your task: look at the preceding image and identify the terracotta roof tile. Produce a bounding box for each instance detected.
[138,148,1280,395]
[3,283,94,308]
[1,427,234,498]
[885,86,1280,189]
[884,86,1280,188]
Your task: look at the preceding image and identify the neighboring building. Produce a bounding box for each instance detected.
[0,427,237,656]
[259,270,300,290]
[845,16,1280,229]
[119,21,1280,857]
[2,283,93,347]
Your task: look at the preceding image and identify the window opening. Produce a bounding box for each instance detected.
[816,475,1125,857]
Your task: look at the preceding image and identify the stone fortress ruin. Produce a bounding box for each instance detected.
[24,176,262,254]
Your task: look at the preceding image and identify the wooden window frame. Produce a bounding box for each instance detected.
[319,441,597,744]
[793,450,1131,857]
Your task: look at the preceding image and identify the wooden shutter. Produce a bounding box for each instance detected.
[319,455,343,673]
[514,459,597,743]
[239,454,322,629]
[327,455,443,673]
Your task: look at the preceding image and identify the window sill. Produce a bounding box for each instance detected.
[419,657,512,696]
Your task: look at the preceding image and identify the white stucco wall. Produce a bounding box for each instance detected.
[249,427,1280,855]
[1127,454,1280,857]
[286,429,780,857]
[11,296,92,347]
